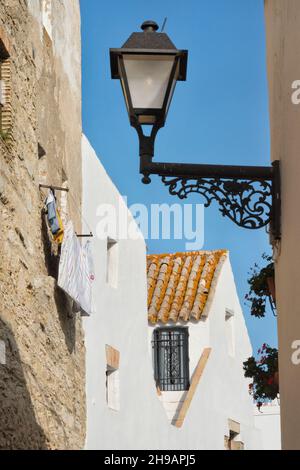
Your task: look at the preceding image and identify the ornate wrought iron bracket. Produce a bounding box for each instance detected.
[133,124,281,240]
[161,176,273,231]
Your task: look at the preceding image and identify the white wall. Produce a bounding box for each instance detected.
[204,257,261,449]
[254,403,281,450]
[82,135,261,450]
[28,0,81,92]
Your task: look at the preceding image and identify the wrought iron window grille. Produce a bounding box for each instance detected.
[152,327,190,392]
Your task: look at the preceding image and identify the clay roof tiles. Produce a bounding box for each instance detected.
[147,250,227,324]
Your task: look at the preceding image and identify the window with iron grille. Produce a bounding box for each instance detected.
[153,328,190,392]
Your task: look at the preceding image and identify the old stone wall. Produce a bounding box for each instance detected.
[0,0,85,449]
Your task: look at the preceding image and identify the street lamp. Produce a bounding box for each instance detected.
[110,21,281,240]
[110,20,187,128]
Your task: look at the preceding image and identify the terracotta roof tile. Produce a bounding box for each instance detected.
[147,250,228,324]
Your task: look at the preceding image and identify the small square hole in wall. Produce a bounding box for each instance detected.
[106,238,118,288]
[106,366,120,412]
[225,419,244,450]
[105,345,120,411]
[225,308,235,358]
[38,143,46,159]
[38,143,47,185]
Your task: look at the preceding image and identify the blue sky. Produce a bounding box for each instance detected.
[80,0,277,354]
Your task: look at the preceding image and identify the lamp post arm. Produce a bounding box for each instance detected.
[140,160,274,181]
[133,124,281,240]
[138,133,280,239]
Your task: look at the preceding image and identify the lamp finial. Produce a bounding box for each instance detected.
[141,21,159,32]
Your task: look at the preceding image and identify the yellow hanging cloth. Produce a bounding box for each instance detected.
[52,209,64,245]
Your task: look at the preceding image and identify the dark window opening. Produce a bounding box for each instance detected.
[38,143,46,159]
[153,327,190,392]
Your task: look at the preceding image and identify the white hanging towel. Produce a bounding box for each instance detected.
[82,239,96,315]
[84,239,95,282]
[58,221,92,316]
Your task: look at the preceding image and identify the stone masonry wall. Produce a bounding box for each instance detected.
[0,0,85,449]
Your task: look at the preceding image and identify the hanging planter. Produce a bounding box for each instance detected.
[244,344,279,408]
[245,254,276,318]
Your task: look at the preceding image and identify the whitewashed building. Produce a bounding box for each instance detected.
[82,135,261,450]
[254,402,281,450]
[147,251,262,449]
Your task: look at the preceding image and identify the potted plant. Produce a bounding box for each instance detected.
[243,344,279,409]
[245,254,276,318]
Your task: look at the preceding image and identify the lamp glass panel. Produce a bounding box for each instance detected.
[166,61,180,115]
[123,54,176,110]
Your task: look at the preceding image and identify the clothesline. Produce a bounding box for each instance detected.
[44,188,94,317]
[39,157,94,237]
[68,189,94,238]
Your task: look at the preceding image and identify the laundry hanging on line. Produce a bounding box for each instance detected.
[57,220,95,316]
[84,238,95,283]
[44,189,64,245]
